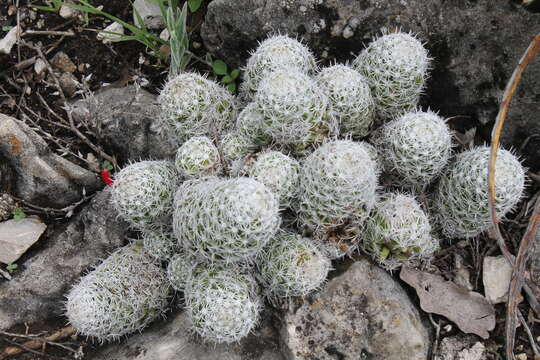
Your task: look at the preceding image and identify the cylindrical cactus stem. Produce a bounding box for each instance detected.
[433,146,525,239]
[65,243,169,342]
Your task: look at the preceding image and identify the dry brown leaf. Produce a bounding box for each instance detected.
[400,267,495,339]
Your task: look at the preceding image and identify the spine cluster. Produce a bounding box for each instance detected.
[175,136,221,179]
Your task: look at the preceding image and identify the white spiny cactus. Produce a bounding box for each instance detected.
[141,225,179,261]
[173,177,281,263]
[254,69,335,153]
[111,161,178,229]
[317,64,375,137]
[65,243,169,342]
[372,110,452,188]
[296,140,378,256]
[257,231,331,297]
[353,32,430,119]
[175,136,221,178]
[434,146,525,239]
[158,73,237,144]
[167,251,193,292]
[248,151,300,208]
[185,264,261,343]
[241,34,317,100]
[363,193,438,270]
[235,103,272,148]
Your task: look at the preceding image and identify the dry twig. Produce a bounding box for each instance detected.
[0,326,76,360]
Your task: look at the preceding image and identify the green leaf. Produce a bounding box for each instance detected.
[230,69,240,80]
[212,60,228,75]
[221,75,233,84]
[12,208,26,220]
[227,82,237,94]
[379,247,390,260]
[102,160,114,171]
[188,0,202,12]
[2,26,14,32]
[6,264,18,271]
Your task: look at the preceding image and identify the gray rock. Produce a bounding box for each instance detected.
[482,255,512,304]
[0,25,20,55]
[0,217,47,264]
[0,114,100,208]
[133,0,164,29]
[89,309,284,360]
[0,189,127,331]
[0,193,16,222]
[281,258,430,360]
[201,0,540,169]
[70,85,176,162]
[51,51,77,73]
[434,335,487,360]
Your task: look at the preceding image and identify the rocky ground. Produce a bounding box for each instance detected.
[0,0,540,359]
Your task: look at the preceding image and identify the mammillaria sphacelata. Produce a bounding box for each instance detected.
[141,225,179,261]
[353,32,430,119]
[434,146,525,239]
[175,136,221,179]
[66,243,169,342]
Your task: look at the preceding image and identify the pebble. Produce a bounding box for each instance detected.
[34,58,47,75]
[0,217,47,265]
[483,255,513,304]
[58,72,79,97]
[0,26,20,55]
[97,22,125,44]
[51,51,77,73]
[133,0,164,29]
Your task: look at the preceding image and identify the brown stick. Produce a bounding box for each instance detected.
[0,326,75,359]
[486,33,540,360]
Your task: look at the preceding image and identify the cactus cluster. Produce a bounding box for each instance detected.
[66,243,169,342]
[66,32,528,346]
[434,147,525,239]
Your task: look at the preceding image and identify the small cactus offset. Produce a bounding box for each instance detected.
[65,243,169,342]
[254,69,335,153]
[173,177,281,263]
[241,34,317,100]
[175,136,221,179]
[363,193,438,270]
[235,103,272,148]
[257,231,331,297]
[158,73,237,144]
[317,64,375,137]
[141,225,179,261]
[247,151,300,208]
[185,264,261,343]
[296,140,378,257]
[434,146,525,239]
[353,32,430,119]
[111,161,178,229]
[372,110,452,188]
[167,251,194,292]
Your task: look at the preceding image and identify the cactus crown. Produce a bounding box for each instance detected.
[167,251,193,292]
[111,161,178,229]
[241,34,317,99]
[434,146,525,238]
[185,264,261,343]
[317,64,375,137]
[173,177,281,263]
[158,72,237,144]
[363,193,438,270]
[65,243,169,342]
[372,110,452,188]
[353,32,430,119]
[175,136,221,179]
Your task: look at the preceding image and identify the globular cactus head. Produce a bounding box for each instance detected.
[173,177,281,263]
[185,263,261,343]
[434,146,525,239]
[316,64,375,138]
[65,243,169,342]
[175,136,221,179]
[167,251,193,292]
[241,34,317,100]
[247,151,300,208]
[363,193,438,270]
[219,132,256,176]
[353,31,430,119]
[111,161,178,229]
[296,140,378,256]
[141,225,179,261]
[257,231,331,297]
[372,110,452,188]
[158,73,237,144]
[235,103,272,148]
[254,69,336,153]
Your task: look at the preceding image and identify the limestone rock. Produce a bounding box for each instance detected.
[0,189,127,330]
[0,25,19,55]
[281,258,430,360]
[434,335,487,360]
[0,217,47,264]
[482,255,512,304]
[133,0,164,29]
[0,114,100,208]
[97,21,125,44]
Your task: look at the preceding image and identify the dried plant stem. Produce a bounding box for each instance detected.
[486,32,540,360]
[0,326,76,360]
